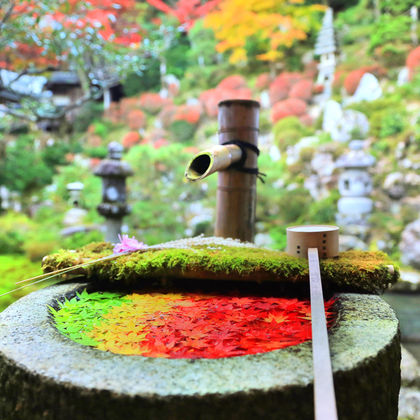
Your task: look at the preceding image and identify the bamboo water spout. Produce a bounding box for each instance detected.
[185,99,260,242]
[185,144,242,181]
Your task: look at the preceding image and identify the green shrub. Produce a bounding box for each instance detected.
[187,20,218,68]
[83,145,108,159]
[346,97,401,116]
[24,239,59,262]
[269,227,288,251]
[371,138,391,158]
[277,188,313,225]
[0,135,54,202]
[0,255,43,311]
[369,15,411,52]
[302,190,340,225]
[203,121,219,138]
[181,64,231,92]
[397,72,420,100]
[340,24,375,45]
[259,111,272,134]
[91,121,113,139]
[41,142,71,167]
[0,212,34,254]
[370,110,407,139]
[164,32,190,79]
[61,230,104,250]
[73,102,104,133]
[273,117,312,152]
[169,120,196,143]
[379,0,416,14]
[50,164,101,211]
[380,112,406,138]
[122,58,161,97]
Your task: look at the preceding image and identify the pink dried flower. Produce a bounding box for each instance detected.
[113,235,147,254]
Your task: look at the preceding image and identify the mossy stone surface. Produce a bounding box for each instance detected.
[42,241,399,293]
[0,282,400,420]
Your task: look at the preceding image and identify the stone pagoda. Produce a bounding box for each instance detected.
[315,7,336,101]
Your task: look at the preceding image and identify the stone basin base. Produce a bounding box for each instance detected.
[0,282,400,420]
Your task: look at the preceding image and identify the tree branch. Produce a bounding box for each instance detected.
[0,83,42,101]
[11,66,60,84]
[0,1,16,31]
[0,107,36,122]
[48,87,103,119]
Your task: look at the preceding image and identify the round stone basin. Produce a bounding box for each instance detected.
[51,289,337,358]
[0,281,400,420]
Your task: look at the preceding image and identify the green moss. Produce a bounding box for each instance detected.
[42,242,399,294]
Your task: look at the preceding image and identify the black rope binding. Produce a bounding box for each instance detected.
[221,139,266,183]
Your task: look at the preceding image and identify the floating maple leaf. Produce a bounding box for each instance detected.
[54,292,338,359]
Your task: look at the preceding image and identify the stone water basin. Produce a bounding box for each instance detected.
[0,238,401,420]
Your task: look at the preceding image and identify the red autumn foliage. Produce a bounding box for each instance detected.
[147,128,168,143]
[343,65,387,95]
[200,78,252,118]
[122,131,141,149]
[139,93,169,114]
[89,157,102,169]
[218,75,248,91]
[127,109,146,130]
[303,60,319,79]
[119,97,140,118]
[299,114,313,126]
[269,72,303,105]
[289,79,313,102]
[313,84,324,94]
[183,146,200,154]
[271,98,307,123]
[269,77,289,103]
[344,69,366,95]
[90,293,336,359]
[153,138,169,149]
[168,83,180,97]
[199,89,221,118]
[104,103,122,124]
[0,0,142,69]
[146,0,221,31]
[157,104,178,128]
[407,46,420,79]
[255,73,272,90]
[65,153,75,163]
[173,104,202,125]
[87,134,103,147]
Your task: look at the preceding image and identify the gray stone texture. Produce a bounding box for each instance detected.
[399,346,420,419]
[400,218,420,269]
[0,283,400,420]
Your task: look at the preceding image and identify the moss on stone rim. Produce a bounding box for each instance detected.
[41,241,399,294]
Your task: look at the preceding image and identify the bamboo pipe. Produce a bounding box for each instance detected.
[184,144,242,182]
[185,99,260,242]
[216,100,260,242]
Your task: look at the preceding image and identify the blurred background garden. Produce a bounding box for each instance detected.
[0,0,420,312]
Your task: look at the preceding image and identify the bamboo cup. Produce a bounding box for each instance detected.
[286,225,340,259]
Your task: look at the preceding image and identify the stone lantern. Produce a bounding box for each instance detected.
[336,140,375,237]
[94,142,133,243]
[66,181,84,207]
[62,182,87,231]
[315,7,336,101]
